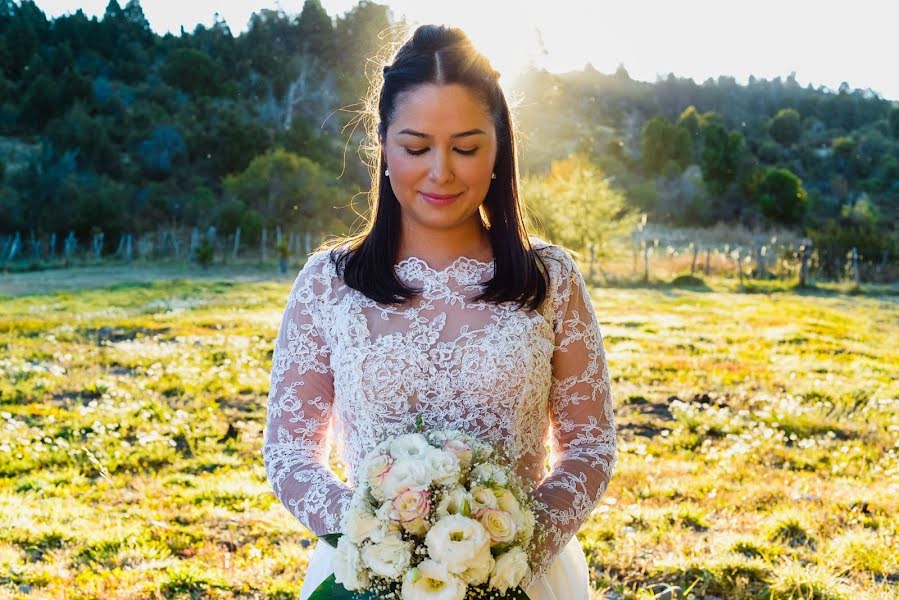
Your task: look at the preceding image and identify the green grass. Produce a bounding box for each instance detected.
[0,265,897,599]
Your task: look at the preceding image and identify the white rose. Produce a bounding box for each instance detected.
[469,485,498,511]
[360,533,412,579]
[402,559,467,600]
[518,508,536,544]
[381,458,433,500]
[475,508,517,545]
[332,536,368,590]
[425,448,461,486]
[471,463,508,486]
[436,486,473,519]
[489,546,530,594]
[425,515,491,575]
[389,433,433,460]
[493,488,533,542]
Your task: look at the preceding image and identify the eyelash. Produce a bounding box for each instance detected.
[404,147,478,156]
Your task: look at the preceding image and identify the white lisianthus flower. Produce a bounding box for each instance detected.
[471,462,508,486]
[389,433,432,460]
[425,515,491,575]
[489,546,530,594]
[402,559,467,600]
[426,430,450,447]
[475,508,517,545]
[381,458,433,500]
[470,485,499,511]
[360,533,412,579]
[332,536,368,590]
[425,448,461,486]
[458,545,494,585]
[436,486,473,519]
[344,504,388,545]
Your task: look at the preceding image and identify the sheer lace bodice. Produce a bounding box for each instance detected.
[263,238,618,585]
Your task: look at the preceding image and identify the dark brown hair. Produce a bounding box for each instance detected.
[320,24,550,311]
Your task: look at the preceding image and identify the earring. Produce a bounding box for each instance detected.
[491,172,496,179]
[385,168,390,177]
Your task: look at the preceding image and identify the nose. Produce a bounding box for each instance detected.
[428,149,454,185]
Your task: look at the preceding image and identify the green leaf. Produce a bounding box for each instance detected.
[318,533,341,548]
[307,574,379,600]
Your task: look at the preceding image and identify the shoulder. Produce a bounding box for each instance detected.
[527,235,577,280]
[288,250,340,309]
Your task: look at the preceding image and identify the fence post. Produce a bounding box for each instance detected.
[261,227,268,262]
[704,247,711,276]
[64,231,76,265]
[232,227,241,260]
[850,246,860,286]
[92,230,104,260]
[689,242,698,275]
[641,239,649,282]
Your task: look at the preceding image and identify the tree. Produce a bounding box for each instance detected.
[521,154,639,278]
[297,0,335,62]
[222,149,344,233]
[701,124,743,192]
[641,115,692,176]
[161,48,222,97]
[755,168,808,224]
[769,107,801,146]
[334,1,392,100]
[889,106,899,138]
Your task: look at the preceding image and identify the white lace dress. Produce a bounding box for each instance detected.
[263,239,618,599]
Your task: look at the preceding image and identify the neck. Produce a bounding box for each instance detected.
[396,217,492,269]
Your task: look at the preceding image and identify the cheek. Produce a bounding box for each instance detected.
[386,152,425,184]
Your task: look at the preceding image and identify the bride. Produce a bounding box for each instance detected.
[263,24,618,600]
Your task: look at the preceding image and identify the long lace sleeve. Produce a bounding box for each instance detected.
[528,249,618,584]
[263,253,352,536]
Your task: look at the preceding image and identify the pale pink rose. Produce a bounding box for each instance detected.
[391,487,431,523]
[442,439,473,468]
[364,452,393,499]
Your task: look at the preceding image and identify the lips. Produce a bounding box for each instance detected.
[420,191,461,206]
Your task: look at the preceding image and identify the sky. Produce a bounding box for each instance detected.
[33,0,899,101]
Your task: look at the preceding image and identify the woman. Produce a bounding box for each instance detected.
[263,24,618,600]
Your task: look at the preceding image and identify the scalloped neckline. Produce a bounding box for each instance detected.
[393,254,495,277]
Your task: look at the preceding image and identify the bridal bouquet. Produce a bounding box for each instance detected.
[311,430,538,600]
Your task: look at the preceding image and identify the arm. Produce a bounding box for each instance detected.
[528,249,618,583]
[263,253,352,535]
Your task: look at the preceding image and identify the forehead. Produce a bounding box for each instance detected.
[389,84,494,135]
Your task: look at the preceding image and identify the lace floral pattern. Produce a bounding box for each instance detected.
[263,237,618,586]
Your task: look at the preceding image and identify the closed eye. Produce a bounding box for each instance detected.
[404,147,479,156]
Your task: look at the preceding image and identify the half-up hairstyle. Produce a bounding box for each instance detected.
[320,24,550,311]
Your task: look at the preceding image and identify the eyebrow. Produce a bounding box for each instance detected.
[396,128,487,139]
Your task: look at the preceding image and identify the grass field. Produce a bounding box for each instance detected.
[0,262,896,599]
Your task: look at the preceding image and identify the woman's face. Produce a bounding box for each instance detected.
[382,83,498,235]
